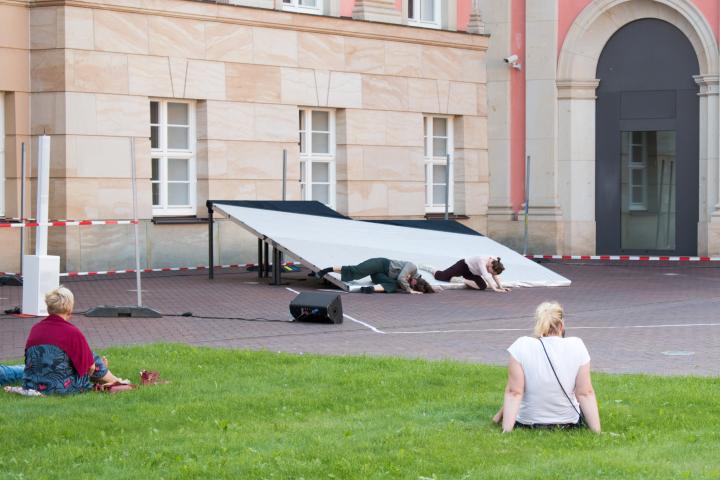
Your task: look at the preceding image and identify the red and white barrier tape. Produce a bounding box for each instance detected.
[61,264,246,277]
[527,254,720,262]
[0,219,139,229]
[2,262,302,279]
[4,257,717,280]
[60,262,301,277]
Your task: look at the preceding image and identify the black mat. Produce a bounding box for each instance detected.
[208,200,483,236]
[208,200,347,219]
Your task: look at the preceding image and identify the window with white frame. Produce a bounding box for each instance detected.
[150,100,196,216]
[424,115,454,213]
[282,0,323,15]
[0,92,5,218]
[408,0,441,28]
[299,109,335,208]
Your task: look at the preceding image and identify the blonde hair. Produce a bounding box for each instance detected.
[533,301,564,337]
[45,286,74,315]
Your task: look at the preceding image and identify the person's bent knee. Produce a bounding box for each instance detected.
[89,354,108,382]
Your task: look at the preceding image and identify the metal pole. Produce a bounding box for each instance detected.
[522,155,531,256]
[129,138,142,306]
[282,149,287,201]
[208,203,214,280]
[19,142,25,274]
[271,247,281,285]
[280,149,287,266]
[655,159,665,250]
[444,153,451,220]
[257,238,263,280]
[666,162,674,249]
[263,240,269,278]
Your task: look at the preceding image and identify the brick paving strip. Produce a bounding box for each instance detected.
[1,263,718,376]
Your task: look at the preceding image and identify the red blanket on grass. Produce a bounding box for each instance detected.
[25,314,94,376]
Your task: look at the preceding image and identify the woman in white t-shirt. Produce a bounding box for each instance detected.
[492,301,601,432]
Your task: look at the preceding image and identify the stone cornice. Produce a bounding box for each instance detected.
[694,74,720,96]
[19,0,489,51]
[556,79,600,100]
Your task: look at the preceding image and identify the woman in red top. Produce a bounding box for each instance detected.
[23,286,126,394]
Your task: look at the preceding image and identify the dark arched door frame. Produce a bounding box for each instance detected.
[595,18,700,255]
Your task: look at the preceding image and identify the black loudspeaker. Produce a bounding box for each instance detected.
[289,292,343,324]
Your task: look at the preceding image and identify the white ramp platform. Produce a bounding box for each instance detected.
[213,203,570,290]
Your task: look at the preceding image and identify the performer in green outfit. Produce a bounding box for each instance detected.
[315,257,435,294]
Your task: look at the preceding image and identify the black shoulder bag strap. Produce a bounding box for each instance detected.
[538,338,585,425]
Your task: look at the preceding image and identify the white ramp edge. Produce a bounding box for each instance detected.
[214,204,571,290]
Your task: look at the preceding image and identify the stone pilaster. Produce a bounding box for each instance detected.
[556,79,600,254]
[352,0,401,24]
[466,0,485,34]
[694,74,720,255]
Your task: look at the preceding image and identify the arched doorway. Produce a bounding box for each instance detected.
[595,19,699,255]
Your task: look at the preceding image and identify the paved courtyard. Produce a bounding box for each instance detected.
[1,262,718,376]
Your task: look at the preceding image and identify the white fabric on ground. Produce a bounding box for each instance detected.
[214,204,571,290]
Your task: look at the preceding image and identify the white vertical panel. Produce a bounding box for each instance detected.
[36,135,51,256]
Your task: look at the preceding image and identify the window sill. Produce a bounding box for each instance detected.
[152,216,209,225]
[281,5,323,15]
[407,19,442,29]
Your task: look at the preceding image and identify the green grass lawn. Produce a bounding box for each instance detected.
[1,344,718,479]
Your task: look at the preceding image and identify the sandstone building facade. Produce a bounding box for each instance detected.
[0,0,488,271]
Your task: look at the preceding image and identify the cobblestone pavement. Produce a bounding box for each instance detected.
[1,262,718,376]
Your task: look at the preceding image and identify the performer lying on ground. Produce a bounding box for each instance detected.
[0,364,24,386]
[20,286,129,395]
[315,257,435,294]
[426,256,510,292]
[492,301,601,432]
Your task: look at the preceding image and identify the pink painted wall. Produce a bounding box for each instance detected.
[557,0,720,52]
[340,0,353,17]
[510,0,526,211]
[457,0,471,31]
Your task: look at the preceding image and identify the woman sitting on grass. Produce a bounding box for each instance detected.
[315,258,435,294]
[493,301,601,432]
[21,286,128,395]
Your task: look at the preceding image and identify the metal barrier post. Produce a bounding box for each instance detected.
[444,153,451,220]
[19,142,25,274]
[85,137,160,317]
[522,155,531,256]
[208,203,214,280]
[282,149,287,201]
[130,138,143,306]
